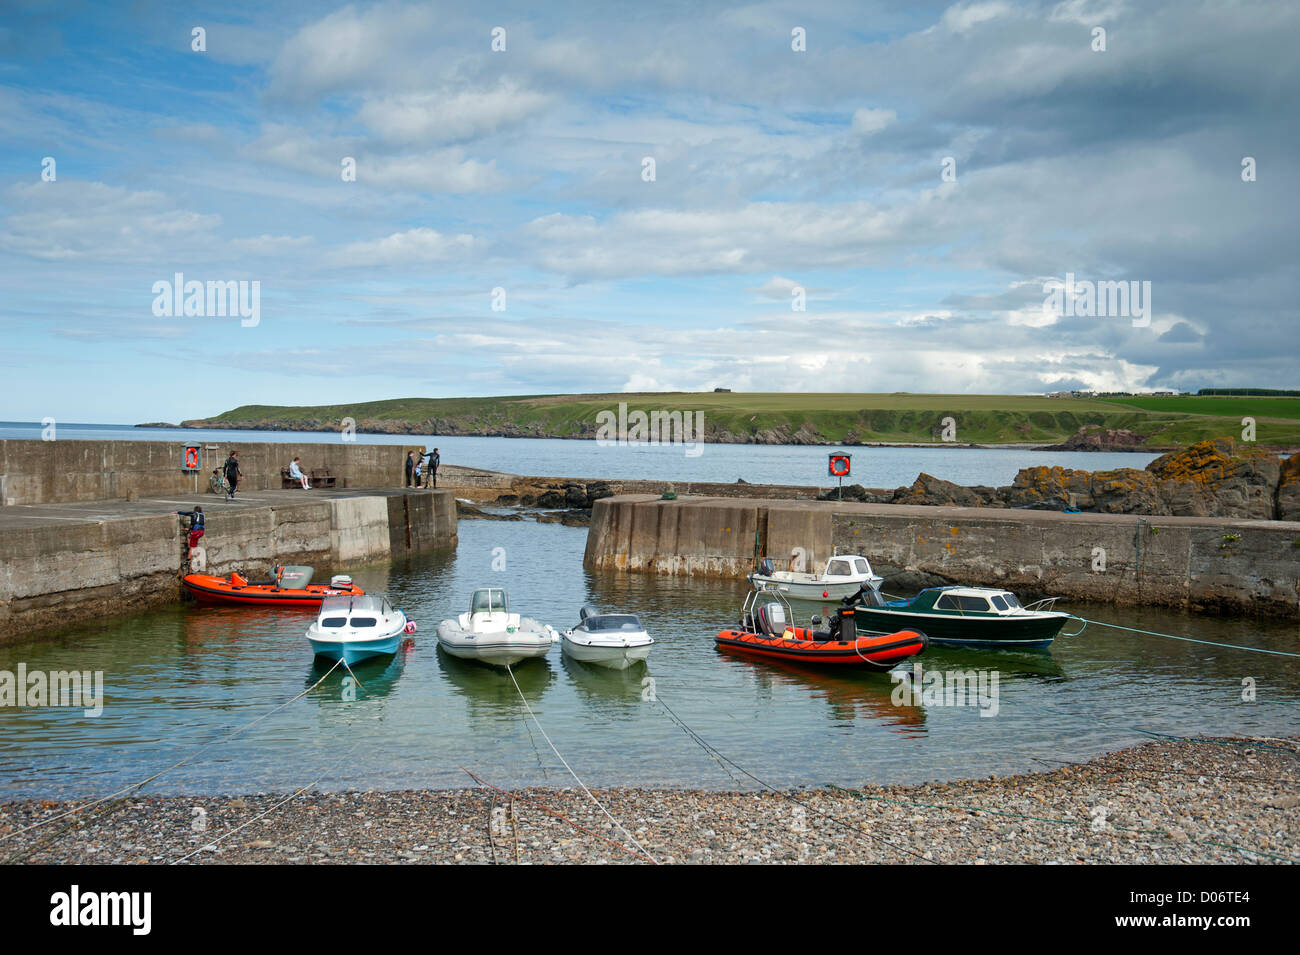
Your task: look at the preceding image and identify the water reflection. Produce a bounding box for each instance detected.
[434,647,557,723]
[561,656,650,716]
[303,642,412,706]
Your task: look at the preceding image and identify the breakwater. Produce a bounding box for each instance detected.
[584,494,1300,618]
[0,488,456,640]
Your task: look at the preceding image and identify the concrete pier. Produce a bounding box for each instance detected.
[0,487,456,641]
[584,494,1300,618]
[0,439,412,506]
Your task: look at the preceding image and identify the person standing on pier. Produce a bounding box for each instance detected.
[223,451,242,500]
[422,447,440,488]
[405,450,416,487]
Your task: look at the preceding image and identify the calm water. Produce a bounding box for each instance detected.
[2,518,1297,799]
[0,421,1159,488]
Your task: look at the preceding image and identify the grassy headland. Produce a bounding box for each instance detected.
[173,392,1300,448]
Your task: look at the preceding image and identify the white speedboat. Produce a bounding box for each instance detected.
[307,594,412,664]
[747,554,883,601]
[562,606,654,670]
[436,588,557,667]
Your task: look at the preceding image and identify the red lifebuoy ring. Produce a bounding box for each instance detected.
[828,454,851,477]
[184,446,200,469]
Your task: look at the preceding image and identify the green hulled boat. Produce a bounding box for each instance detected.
[849,586,1074,649]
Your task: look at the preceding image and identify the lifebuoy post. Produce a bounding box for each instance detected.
[183,444,202,493]
[828,453,851,500]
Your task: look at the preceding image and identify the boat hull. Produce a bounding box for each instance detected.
[715,627,926,670]
[851,607,1068,648]
[436,622,553,667]
[747,577,874,601]
[561,637,652,670]
[308,633,403,664]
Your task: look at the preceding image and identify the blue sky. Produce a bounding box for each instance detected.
[1,0,1296,423]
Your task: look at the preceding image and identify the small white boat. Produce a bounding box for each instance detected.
[307,594,412,664]
[436,588,557,667]
[562,606,654,670]
[747,554,883,601]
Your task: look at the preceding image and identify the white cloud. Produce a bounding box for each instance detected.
[939,1,1015,33]
[0,181,220,261]
[851,107,897,135]
[357,83,551,145]
[333,227,476,267]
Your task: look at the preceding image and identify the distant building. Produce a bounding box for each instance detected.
[713,387,731,392]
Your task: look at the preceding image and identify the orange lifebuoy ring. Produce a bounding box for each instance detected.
[828,454,851,477]
[184,446,201,469]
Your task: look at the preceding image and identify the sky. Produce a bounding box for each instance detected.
[0,0,1295,423]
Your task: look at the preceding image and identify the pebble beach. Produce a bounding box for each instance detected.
[2,737,1295,865]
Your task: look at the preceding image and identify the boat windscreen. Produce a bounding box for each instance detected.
[582,614,642,632]
[471,589,508,613]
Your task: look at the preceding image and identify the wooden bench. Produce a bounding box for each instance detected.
[280,467,301,489]
[310,467,337,488]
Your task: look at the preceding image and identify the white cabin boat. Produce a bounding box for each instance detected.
[747,554,883,601]
[562,607,654,670]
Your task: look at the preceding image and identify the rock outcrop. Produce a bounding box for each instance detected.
[818,438,1295,519]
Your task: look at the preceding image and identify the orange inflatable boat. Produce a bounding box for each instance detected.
[717,589,926,670]
[182,565,363,608]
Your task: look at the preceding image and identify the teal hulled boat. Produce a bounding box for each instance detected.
[849,586,1074,649]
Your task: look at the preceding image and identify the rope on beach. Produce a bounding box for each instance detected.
[652,692,938,864]
[169,732,367,865]
[503,664,658,864]
[1,656,347,856]
[461,767,657,864]
[1073,617,1300,657]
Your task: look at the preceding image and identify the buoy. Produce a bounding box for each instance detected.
[404,620,417,634]
[823,591,829,598]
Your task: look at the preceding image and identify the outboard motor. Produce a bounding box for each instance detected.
[578,605,598,622]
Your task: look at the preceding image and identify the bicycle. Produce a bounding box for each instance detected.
[208,468,229,496]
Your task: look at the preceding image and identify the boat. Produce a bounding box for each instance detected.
[561,606,654,670]
[716,586,926,671]
[845,585,1074,649]
[306,594,414,664]
[747,554,883,601]
[182,565,363,608]
[435,588,558,667]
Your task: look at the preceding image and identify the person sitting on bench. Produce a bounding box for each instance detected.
[288,457,311,489]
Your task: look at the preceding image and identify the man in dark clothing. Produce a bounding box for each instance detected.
[223,451,242,500]
[405,450,416,487]
[422,448,440,488]
[177,506,205,560]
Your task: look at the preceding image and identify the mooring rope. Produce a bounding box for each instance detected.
[461,766,657,864]
[169,732,367,865]
[503,664,657,863]
[1,656,346,848]
[653,691,938,864]
[1075,618,1300,658]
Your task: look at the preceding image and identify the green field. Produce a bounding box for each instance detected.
[1102,395,1300,420]
[185,392,1300,448]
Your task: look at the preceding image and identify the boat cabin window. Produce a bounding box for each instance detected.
[937,594,993,612]
[471,589,508,614]
[827,559,853,577]
[350,617,378,628]
[990,595,1009,611]
[1002,592,1022,609]
[321,617,348,628]
[853,559,870,575]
